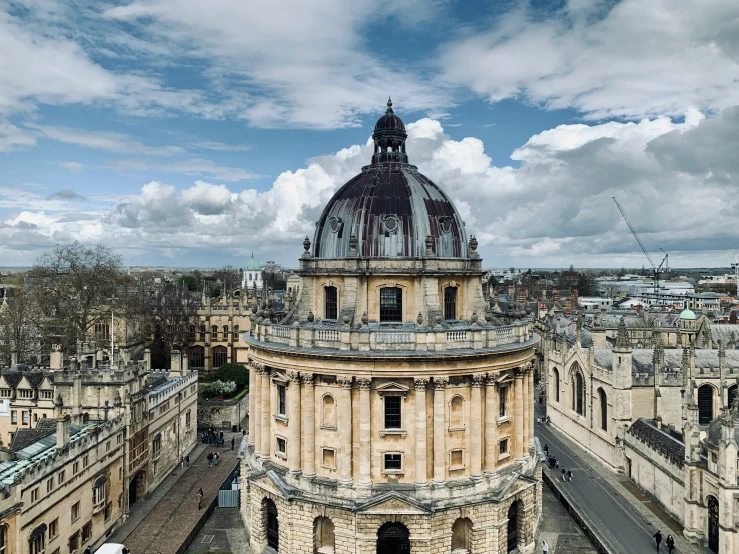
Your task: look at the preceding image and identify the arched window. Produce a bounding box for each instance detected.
[212,346,228,369]
[698,385,714,425]
[379,287,402,322]
[598,388,607,431]
[552,368,560,402]
[728,384,738,410]
[222,326,229,341]
[322,395,336,428]
[199,325,206,340]
[572,371,584,416]
[234,325,239,339]
[507,501,519,552]
[314,516,335,553]
[444,286,457,320]
[263,498,279,551]
[451,518,472,551]
[0,525,6,554]
[188,346,204,369]
[325,286,338,320]
[211,325,219,341]
[450,395,464,429]
[249,273,252,281]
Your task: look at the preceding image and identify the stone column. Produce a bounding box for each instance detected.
[470,374,484,479]
[414,378,429,487]
[248,363,257,447]
[514,368,524,460]
[260,367,271,460]
[433,377,449,485]
[301,373,315,478]
[484,375,498,473]
[338,375,353,485]
[253,367,264,456]
[523,370,530,456]
[357,378,372,489]
[528,364,536,448]
[287,371,301,476]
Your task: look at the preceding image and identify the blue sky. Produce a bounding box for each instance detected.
[2,0,739,269]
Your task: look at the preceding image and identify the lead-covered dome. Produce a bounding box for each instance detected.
[313,100,468,259]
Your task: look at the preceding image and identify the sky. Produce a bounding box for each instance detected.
[2,0,739,270]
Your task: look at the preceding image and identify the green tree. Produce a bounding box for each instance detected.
[214,363,249,391]
[178,275,198,291]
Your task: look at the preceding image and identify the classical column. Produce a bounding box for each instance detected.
[414,378,429,487]
[528,364,536,448]
[357,377,372,488]
[484,375,498,473]
[260,367,271,460]
[253,366,264,456]
[287,371,301,475]
[248,363,256,447]
[433,377,449,485]
[301,373,315,478]
[523,370,530,456]
[470,374,484,479]
[514,368,524,460]
[338,375,353,485]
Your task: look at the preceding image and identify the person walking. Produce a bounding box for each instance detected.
[653,530,662,551]
[555,458,559,469]
[561,467,566,481]
[185,455,190,467]
[543,443,548,456]
[207,452,213,467]
[231,437,235,450]
[542,539,549,554]
[180,456,184,468]
[197,487,204,510]
[665,534,674,553]
[537,416,541,426]
[567,469,573,482]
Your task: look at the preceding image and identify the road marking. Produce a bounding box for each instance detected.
[202,535,214,543]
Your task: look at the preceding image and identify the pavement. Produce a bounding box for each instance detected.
[535,403,711,554]
[109,425,246,554]
[537,481,598,554]
[186,508,250,554]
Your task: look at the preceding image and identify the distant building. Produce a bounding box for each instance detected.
[242,254,263,291]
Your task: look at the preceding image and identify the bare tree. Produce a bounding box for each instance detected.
[212,266,240,297]
[148,282,196,369]
[0,283,38,365]
[27,242,123,354]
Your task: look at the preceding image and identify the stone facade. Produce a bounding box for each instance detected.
[239,102,541,554]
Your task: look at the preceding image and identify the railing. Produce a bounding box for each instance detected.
[446,331,468,342]
[372,332,414,344]
[494,327,514,339]
[317,329,340,342]
[272,325,291,338]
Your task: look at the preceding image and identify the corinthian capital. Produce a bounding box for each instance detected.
[357,377,372,390]
[414,377,429,391]
[287,371,301,384]
[433,377,449,390]
[301,373,314,386]
[337,375,353,389]
[471,374,485,387]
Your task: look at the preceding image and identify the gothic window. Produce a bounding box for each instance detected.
[552,368,560,402]
[384,396,401,429]
[728,384,738,410]
[598,388,607,431]
[450,395,464,429]
[573,372,585,416]
[325,286,338,320]
[211,325,219,341]
[380,287,402,322]
[444,287,457,320]
[188,346,204,369]
[698,385,714,425]
[212,346,228,369]
[199,325,206,340]
[321,394,336,428]
[223,325,229,340]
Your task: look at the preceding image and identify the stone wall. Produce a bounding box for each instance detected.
[198,392,249,430]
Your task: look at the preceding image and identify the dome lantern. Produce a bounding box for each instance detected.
[371,97,409,165]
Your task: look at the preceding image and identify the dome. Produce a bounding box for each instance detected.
[313,100,468,259]
[244,254,261,271]
[679,307,697,320]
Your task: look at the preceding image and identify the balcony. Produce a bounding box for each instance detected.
[245,319,534,354]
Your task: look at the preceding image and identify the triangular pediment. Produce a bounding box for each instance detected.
[356,491,431,514]
[375,382,410,396]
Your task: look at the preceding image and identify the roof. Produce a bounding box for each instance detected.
[592,347,739,373]
[628,418,684,466]
[680,307,697,320]
[244,255,261,271]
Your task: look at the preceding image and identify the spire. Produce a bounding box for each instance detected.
[652,331,663,371]
[614,317,631,350]
[386,97,393,113]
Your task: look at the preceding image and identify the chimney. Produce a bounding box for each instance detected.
[144,349,151,371]
[171,350,182,373]
[182,353,189,376]
[50,345,63,370]
[56,414,71,450]
[10,351,18,366]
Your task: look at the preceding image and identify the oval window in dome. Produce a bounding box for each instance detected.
[383,215,398,233]
[328,216,342,233]
[439,216,453,234]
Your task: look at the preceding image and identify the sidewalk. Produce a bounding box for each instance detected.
[536,404,711,554]
[110,426,246,554]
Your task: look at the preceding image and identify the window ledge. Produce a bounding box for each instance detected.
[497,416,511,426]
[273,414,288,424]
[379,429,407,438]
[449,464,466,471]
[274,452,287,460]
[382,470,404,476]
[320,425,337,431]
[498,452,511,461]
[448,426,466,432]
[320,464,337,471]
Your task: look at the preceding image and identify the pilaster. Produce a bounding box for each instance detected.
[259,366,271,460]
[337,375,353,486]
[433,377,449,485]
[414,377,429,488]
[514,368,524,461]
[358,377,372,491]
[301,373,315,479]
[484,375,498,474]
[287,371,301,476]
[470,374,484,479]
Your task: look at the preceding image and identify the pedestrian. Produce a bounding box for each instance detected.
[185,455,190,467]
[197,487,203,510]
[207,452,213,467]
[243,428,247,436]
[653,530,662,551]
[215,452,219,465]
[231,437,235,450]
[555,458,559,469]
[561,467,566,481]
[180,456,184,468]
[542,539,549,554]
[544,443,548,455]
[666,534,674,553]
[537,416,541,426]
[220,431,224,441]
[567,469,573,482]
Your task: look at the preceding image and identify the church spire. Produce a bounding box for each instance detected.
[614,317,631,350]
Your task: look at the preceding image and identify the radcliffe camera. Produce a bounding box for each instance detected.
[0,2,736,554]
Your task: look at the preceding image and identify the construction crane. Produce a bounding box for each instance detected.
[612,197,669,294]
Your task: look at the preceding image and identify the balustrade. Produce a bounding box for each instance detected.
[317,329,340,342]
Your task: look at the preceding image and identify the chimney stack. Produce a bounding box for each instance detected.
[50,345,63,370]
[171,350,182,373]
[10,351,18,366]
[144,349,151,371]
[56,414,71,450]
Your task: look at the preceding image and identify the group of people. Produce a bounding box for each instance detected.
[207,451,220,466]
[179,455,191,468]
[653,530,676,553]
[543,444,573,482]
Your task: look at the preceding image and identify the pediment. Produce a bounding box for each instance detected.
[270,372,289,384]
[356,491,431,515]
[375,382,410,397]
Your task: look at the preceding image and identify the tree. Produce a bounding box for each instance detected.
[213,266,240,296]
[147,282,195,369]
[600,283,623,299]
[214,363,249,391]
[576,273,597,297]
[27,242,122,354]
[0,283,38,365]
[178,275,198,291]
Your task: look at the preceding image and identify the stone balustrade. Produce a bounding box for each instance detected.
[246,319,533,353]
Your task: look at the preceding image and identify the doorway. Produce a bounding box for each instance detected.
[128,471,145,507]
[507,502,519,552]
[707,495,719,553]
[377,522,410,554]
[266,499,279,551]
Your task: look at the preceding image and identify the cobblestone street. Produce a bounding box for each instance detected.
[110,428,246,554]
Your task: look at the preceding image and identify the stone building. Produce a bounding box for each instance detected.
[0,414,126,554]
[243,254,264,291]
[240,100,541,554]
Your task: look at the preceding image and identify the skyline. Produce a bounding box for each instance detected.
[2,1,739,269]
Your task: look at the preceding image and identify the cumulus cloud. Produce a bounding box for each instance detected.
[438,0,739,120]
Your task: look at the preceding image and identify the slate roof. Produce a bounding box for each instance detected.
[10,422,55,453]
[593,347,739,373]
[628,418,684,466]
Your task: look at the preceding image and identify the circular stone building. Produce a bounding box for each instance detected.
[242,100,541,554]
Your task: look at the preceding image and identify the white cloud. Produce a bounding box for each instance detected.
[58,161,84,173]
[0,120,36,151]
[108,158,258,182]
[438,0,739,120]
